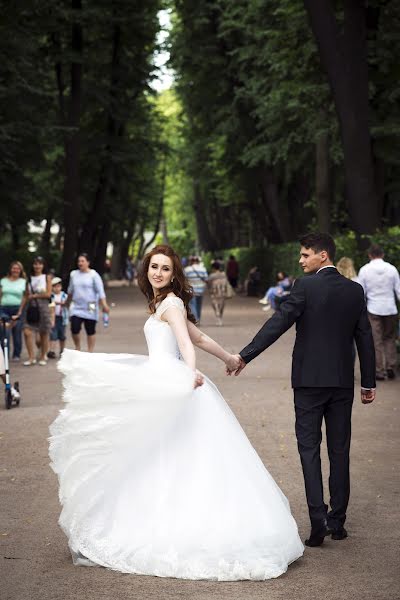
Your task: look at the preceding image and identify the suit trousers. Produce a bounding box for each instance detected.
[294,387,354,531]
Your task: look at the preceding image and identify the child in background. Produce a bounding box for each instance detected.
[47,277,68,359]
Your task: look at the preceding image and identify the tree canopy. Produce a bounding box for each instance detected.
[1,0,398,274]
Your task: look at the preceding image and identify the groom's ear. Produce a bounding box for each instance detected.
[320,250,328,263]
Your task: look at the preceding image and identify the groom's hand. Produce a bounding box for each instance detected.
[226,354,246,376]
[361,388,376,404]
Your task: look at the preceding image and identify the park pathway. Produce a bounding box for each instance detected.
[1,286,399,600]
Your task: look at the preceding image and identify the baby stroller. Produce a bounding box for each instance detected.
[1,314,21,410]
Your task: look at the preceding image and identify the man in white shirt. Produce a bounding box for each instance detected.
[358,245,400,380]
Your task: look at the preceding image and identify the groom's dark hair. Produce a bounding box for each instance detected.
[299,232,336,261]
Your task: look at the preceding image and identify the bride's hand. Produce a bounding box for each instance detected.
[194,370,204,389]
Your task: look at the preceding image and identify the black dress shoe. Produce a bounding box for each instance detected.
[331,527,348,540]
[387,369,396,380]
[305,525,330,547]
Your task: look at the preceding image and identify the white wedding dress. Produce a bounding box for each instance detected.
[49,296,303,581]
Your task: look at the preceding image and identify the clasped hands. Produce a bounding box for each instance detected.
[225,354,246,376]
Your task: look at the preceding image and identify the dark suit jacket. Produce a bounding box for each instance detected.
[240,267,376,389]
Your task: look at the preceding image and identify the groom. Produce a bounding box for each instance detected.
[229,233,376,547]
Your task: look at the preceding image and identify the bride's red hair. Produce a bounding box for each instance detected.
[138,245,197,324]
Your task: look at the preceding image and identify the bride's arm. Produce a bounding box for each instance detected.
[162,307,204,388]
[187,321,239,370]
[162,307,196,371]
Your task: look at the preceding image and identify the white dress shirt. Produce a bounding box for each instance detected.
[358,258,400,316]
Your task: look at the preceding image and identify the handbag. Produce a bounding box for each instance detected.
[26,299,40,324]
[26,277,40,324]
[224,280,235,300]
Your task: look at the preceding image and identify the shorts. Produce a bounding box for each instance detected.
[70,316,97,336]
[50,315,66,342]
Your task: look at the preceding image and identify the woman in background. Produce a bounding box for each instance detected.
[208,261,228,326]
[336,257,359,283]
[23,257,52,366]
[0,261,27,361]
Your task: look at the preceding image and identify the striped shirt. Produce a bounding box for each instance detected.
[184,264,208,296]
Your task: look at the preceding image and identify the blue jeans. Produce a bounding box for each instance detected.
[266,286,281,310]
[0,305,23,358]
[189,296,203,323]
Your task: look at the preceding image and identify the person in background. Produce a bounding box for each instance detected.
[0,261,27,361]
[245,266,261,297]
[259,271,291,310]
[23,256,52,366]
[226,255,240,289]
[184,256,208,323]
[358,245,400,380]
[48,277,68,359]
[336,257,359,283]
[68,253,110,352]
[125,256,136,286]
[208,261,228,326]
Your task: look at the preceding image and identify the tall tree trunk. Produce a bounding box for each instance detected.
[303,0,380,241]
[40,208,53,261]
[93,221,110,275]
[315,132,331,232]
[110,243,122,279]
[10,222,20,252]
[79,24,122,256]
[259,167,292,242]
[193,182,218,251]
[60,0,82,285]
[120,226,135,273]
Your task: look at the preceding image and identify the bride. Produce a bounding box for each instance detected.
[49,245,303,581]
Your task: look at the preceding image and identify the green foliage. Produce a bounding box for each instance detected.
[170,0,400,247]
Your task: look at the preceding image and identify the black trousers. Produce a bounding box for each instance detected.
[294,387,354,531]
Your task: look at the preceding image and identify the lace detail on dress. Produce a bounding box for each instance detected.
[156,296,185,319]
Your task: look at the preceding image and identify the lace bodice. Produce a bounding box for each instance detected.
[143,296,186,359]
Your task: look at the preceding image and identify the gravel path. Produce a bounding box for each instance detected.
[1,286,399,600]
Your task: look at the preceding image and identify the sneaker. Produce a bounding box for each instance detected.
[387,369,396,380]
[47,351,56,359]
[11,357,20,362]
[216,317,223,326]
[23,359,37,366]
[38,359,47,366]
[262,305,272,312]
[11,386,20,400]
[259,298,268,305]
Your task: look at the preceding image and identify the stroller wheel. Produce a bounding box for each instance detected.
[5,389,12,410]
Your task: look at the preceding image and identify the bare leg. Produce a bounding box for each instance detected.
[24,328,35,361]
[72,333,81,351]
[87,334,96,353]
[39,333,49,361]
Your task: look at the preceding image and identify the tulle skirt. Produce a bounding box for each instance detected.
[49,349,303,580]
